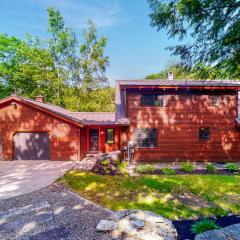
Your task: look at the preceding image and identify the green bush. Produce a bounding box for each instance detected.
[225,163,239,172]
[181,162,195,173]
[206,164,217,174]
[101,159,109,166]
[191,219,220,235]
[117,160,128,174]
[162,167,176,175]
[135,164,156,174]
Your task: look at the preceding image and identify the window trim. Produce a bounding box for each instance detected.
[141,94,165,107]
[199,127,210,141]
[134,128,158,148]
[106,128,115,144]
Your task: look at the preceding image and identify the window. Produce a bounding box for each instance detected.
[199,127,210,140]
[106,128,114,144]
[141,94,164,107]
[134,128,158,148]
[211,96,218,106]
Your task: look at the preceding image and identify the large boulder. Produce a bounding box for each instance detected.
[195,223,240,240]
[96,209,178,240]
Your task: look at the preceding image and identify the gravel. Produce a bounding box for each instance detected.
[0,184,121,240]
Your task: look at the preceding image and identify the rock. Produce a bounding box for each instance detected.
[96,219,118,232]
[108,210,130,221]
[133,219,144,229]
[195,224,240,240]
[118,218,137,235]
[96,209,178,240]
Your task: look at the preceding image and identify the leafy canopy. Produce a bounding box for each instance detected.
[148,0,240,78]
[0,7,113,112]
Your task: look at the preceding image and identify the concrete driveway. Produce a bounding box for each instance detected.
[0,160,76,200]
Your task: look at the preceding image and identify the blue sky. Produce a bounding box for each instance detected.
[0,0,181,85]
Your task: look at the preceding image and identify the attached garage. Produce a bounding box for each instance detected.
[13,132,50,160]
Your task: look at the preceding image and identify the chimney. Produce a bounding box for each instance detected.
[167,72,174,80]
[36,95,44,103]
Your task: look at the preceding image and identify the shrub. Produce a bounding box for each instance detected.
[191,219,220,235]
[117,160,128,174]
[101,159,109,166]
[225,163,239,172]
[162,167,176,175]
[206,164,217,174]
[135,164,156,174]
[181,162,195,173]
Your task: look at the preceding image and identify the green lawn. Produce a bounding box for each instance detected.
[60,171,240,220]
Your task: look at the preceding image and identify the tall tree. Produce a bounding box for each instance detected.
[47,7,79,105]
[148,0,240,78]
[79,20,109,91]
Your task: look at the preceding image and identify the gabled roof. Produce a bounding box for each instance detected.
[0,95,84,127]
[0,95,129,126]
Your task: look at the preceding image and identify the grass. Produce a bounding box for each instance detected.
[60,171,240,220]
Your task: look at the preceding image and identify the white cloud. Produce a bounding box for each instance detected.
[37,0,128,28]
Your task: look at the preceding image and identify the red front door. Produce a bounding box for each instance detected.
[89,129,99,152]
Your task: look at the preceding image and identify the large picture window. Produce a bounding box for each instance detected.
[106,128,114,144]
[141,94,165,107]
[134,128,158,148]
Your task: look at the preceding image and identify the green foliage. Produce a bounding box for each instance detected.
[136,164,156,174]
[145,63,192,79]
[206,164,217,174]
[148,0,240,78]
[225,163,239,172]
[191,219,220,234]
[101,159,109,166]
[116,160,128,175]
[0,8,112,112]
[181,162,195,173]
[162,167,176,175]
[61,172,240,219]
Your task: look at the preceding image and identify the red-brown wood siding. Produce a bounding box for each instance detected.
[0,101,80,161]
[85,126,121,153]
[126,89,240,162]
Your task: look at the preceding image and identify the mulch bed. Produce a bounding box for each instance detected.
[173,215,240,240]
[144,169,239,175]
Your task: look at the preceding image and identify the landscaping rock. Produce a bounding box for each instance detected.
[133,219,144,229]
[96,209,178,240]
[108,210,129,221]
[96,219,118,232]
[195,223,240,240]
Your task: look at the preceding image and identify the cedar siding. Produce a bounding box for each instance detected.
[126,88,240,162]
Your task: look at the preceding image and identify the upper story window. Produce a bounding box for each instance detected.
[199,127,210,140]
[134,128,158,148]
[211,96,218,106]
[141,94,165,107]
[106,128,114,144]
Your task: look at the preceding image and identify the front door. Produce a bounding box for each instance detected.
[89,129,99,152]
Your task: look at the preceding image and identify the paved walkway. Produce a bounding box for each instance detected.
[0,160,76,200]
